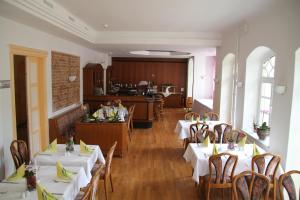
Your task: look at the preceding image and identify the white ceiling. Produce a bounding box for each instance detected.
[54,0,273,32]
[0,0,275,57]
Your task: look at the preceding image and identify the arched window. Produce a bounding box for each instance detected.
[258,56,275,126]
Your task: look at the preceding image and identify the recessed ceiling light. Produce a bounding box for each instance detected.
[103,24,109,28]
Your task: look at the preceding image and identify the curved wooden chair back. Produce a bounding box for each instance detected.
[204,130,216,143]
[10,140,29,169]
[278,170,300,200]
[79,184,92,200]
[204,112,219,121]
[223,129,246,143]
[233,170,270,200]
[189,122,209,142]
[90,164,102,200]
[186,97,193,108]
[105,141,118,178]
[252,153,281,181]
[208,153,238,184]
[185,112,200,120]
[213,123,232,143]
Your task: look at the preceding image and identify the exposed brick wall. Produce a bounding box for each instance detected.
[52,51,80,112]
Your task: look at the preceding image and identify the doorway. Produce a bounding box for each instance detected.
[10,45,48,157]
[13,55,29,149]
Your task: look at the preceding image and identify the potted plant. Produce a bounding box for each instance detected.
[24,169,36,191]
[256,122,270,140]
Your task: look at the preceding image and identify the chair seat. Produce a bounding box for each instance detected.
[91,163,105,178]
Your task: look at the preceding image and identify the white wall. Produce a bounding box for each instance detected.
[0,16,108,179]
[220,54,235,123]
[215,1,300,167]
[193,54,216,101]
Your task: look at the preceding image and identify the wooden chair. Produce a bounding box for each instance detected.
[91,141,117,200]
[223,129,247,143]
[76,162,102,200]
[129,104,135,133]
[185,122,209,149]
[233,170,270,200]
[203,152,238,200]
[184,112,200,121]
[278,170,300,200]
[186,97,193,112]
[154,93,165,120]
[213,123,232,143]
[10,140,29,169]
[252,153,281,200]
[127,105,135,141]
[204,112,219,121]
[204,130,216,143]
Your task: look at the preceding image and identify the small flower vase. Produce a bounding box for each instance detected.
[25,170,36,191]
[227,140,235,150]
[66,136,74,152]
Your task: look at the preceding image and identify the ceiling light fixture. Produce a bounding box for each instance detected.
[129,50,191,56]
[103,24,109,28]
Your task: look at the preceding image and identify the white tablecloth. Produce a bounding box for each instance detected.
[174,120,224,140]
[0,165,89,200]
[35,144,105,180]
[183,143,283,183]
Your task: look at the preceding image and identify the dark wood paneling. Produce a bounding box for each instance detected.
[109,58,188,94]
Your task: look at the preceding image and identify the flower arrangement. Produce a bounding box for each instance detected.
[24,169,36,191]
[256,122,270,140]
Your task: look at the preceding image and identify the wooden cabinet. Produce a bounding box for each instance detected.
[75,121,128,157]
[83,63,104,98]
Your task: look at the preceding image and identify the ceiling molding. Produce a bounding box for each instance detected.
[4,0,97,42]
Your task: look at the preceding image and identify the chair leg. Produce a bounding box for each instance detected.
[104,178,108,200]
[128,130,131,141]
[206,184,210,200]
[110,174,114,192]
[273,182,276,200]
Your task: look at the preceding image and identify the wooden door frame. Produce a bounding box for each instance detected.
[9,44,48,150]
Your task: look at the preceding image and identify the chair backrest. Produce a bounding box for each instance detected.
[204,112,219,121]
[208,153,238,184]
[79,184,92,200]
[186,97,193,108]
[10,140,29,169]
[213,123,232,143]
[189,122,209,142]
[278,170,300,200]
[233,170,270,200]
[223,129,246,143]
[185,112,200,120]
[251,153,281,182]
[89,165,102,200]
[204,130,216,143]
[105,141,118,177]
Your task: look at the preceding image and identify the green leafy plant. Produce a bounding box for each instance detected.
[24,169,35,178]
[258,122,270,131]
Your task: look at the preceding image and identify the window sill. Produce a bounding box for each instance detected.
[241,129,270,151]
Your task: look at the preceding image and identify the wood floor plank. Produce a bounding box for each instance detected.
[97,108,229,200]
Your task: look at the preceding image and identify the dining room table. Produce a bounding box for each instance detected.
[35,144,105,180]
[174,120,224,140]
[0,165,89,200]
[183,143,283,183]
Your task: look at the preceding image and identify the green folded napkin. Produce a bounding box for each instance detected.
[203,136,210,147]
[80,140,94,154]
[37,183,58,200]
[7,163,25,181]
[56,161,73,181]
[212,143,219,155]
[238,135,247,147]
[252,143,260,156]
[45,139,57,153]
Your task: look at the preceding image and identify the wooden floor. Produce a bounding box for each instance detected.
[98,108,228,200]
